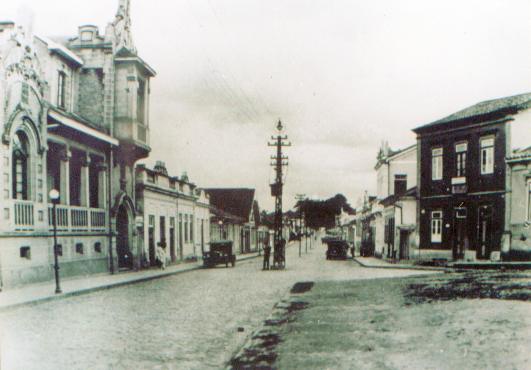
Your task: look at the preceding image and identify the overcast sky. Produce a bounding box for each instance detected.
[3,0,531,210]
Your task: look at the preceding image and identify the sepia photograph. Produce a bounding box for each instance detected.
[0,0,530,369]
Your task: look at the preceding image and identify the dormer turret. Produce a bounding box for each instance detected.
[78,25,99,43]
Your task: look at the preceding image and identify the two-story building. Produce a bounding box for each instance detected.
[413,93,531,261]
[374,143,418,260]
[0,0,154,289]
[135,162,210,265]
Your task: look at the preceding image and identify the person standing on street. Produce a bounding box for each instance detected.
[156,242,167,270]
[263,241,271,270]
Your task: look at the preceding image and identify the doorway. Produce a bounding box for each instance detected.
[453,207,467,260]
[148,215,155,266]
[477,205,493,260]
[399,229,410,260]
[117,204,132,269]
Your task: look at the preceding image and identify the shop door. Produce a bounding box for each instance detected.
[453,208,467,260]
[477,205,493,260]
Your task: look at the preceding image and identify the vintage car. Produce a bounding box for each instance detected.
[323,238,350,260]
[203,240,236,268]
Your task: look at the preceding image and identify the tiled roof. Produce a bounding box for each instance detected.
[414,92,531,133]
[204,188,255,222]
[209,206,244,224]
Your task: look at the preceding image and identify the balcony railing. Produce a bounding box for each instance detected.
[48,205,107,232]
[14,200,34,230]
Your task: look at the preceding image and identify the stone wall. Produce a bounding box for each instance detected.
[77,69,104,127]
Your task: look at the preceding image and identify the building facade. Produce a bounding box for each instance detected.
[0,0,154,289]
[413,93,531,261]
[205,188,262,254]
[135,162,210,265]
[374,143,418,260]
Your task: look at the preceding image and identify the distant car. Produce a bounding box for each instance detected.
[203,240,236,268]
[323,239,349,260]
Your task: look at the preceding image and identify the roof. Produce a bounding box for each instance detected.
[209,206,245,224]
[414,92,531,133]
[380,187,417,207]
[36,36,84,66]
[204,188,255,223]
[375,144,416,170]
[507,146,531,163]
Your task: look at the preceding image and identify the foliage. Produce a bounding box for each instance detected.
[295,194,354,229]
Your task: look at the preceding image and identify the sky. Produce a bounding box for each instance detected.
[3,0,531,210]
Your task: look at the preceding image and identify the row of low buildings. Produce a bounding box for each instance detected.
[0,2,266,290]
[342,93,531,263]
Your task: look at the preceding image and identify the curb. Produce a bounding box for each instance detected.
[0,253,262,312]
[352,257,449,272]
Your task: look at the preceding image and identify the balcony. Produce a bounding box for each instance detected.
[48,205,107,232]
[114,119,151,160]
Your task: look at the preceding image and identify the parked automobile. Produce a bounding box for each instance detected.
[323,238,349,260]
[203,240,236,268]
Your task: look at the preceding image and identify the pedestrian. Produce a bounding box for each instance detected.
[263,241,271,270]
[156,242,167,270]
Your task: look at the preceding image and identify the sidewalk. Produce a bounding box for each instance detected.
[353,256,447,271]
[354,256,531,271]
[0,252,260,311]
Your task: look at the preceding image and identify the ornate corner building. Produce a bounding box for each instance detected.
[0,0,155,289]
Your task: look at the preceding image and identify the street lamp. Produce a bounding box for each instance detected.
[218,219,223,240]
[49,189,62,294]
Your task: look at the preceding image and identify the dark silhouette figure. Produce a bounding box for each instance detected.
[263,243,271,270]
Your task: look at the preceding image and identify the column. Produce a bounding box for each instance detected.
[80,154,90,207]
[59,148,70,205]
[97,163,108,209]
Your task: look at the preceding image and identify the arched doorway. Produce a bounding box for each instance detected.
[116,203,132,269]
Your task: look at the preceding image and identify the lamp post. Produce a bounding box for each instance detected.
[218,219,223,240]
[49,189,62,294]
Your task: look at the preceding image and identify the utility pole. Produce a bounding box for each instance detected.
[269,120,291,269]
[295,194,306,258]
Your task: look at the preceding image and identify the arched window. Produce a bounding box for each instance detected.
[12,131,30,200]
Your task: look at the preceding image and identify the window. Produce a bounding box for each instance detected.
[12,131,29,200]
[431,211,442,243]
[94,242,102,253]
[184,215,188,242]
[57,71,66,109]
[137,79,146,124]
[56,244,63,256]
[80,31,93,41]
[20,246,31,259]
[394,174,407,196]
[480,137,494,174]
[190,217,194,243]
[431,148,443,180]
[455,142,467,177]
[160,216,166,246]
[76,243,84,254]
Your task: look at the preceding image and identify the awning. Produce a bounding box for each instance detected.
[48,110,119,146]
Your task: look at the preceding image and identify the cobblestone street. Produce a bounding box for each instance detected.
[0,240,434,370]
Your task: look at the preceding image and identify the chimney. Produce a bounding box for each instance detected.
[153,161,168,176]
